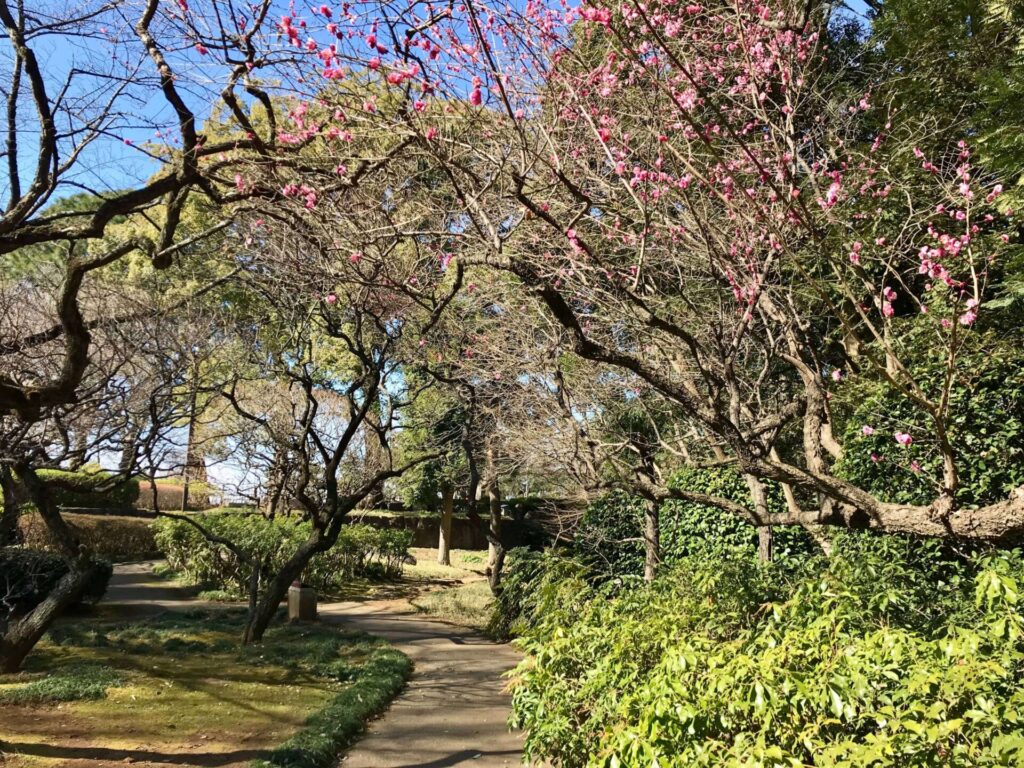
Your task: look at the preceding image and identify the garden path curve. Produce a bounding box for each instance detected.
[104,563,530,768]
[321,598,528,768]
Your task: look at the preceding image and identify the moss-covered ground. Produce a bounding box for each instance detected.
[0,610,409,768]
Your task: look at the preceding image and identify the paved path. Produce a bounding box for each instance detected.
[103,563,530,768]
[103,560,210,612]
[322,599,527,768]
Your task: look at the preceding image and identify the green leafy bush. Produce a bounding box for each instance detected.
[0,548,112,620]
[488,548,593,641]
[510,535,1024,767]
[574,468,815,580]
[154,514,413,597]
[833,343,1024,507]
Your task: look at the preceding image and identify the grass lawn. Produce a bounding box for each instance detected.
[410,580,496,631]
[404,547,488,582]
[0,610,410,768]
[405,548,498,632]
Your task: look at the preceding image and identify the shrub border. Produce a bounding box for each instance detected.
[252,645,412,768]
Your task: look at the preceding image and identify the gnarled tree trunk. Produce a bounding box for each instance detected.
[0,561,100,672]
[0,464,96,672]
[484,446,505,593]
[242,534,325,645]
[0,465,23,546]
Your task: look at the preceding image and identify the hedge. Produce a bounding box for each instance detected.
[154,514,413,598]
[33,468,139,509]
[18,512,158,562]
[573,467,816,581]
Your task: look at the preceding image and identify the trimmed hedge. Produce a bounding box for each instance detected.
[18,512,158,562]
[33,468,139,509]
[574,467,816,580]
[254,645,411,768]
[134,481,214,511]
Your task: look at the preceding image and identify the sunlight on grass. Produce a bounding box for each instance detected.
[404,547,487,583]
[411,580,495,631]
[0,611,409,768]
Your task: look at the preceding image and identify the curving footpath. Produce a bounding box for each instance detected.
[322,599,528,768]
[104,564,530,768]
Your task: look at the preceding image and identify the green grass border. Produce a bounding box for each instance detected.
[0,664,122,705]
[252,645,411,768]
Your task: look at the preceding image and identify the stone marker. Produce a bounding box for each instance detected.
[288,580,317,622]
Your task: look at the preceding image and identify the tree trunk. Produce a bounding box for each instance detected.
[242,535,324,644]
[1,464,92,671]
[118,421,142,475]
[743,473,775,563]
[0,465,23,546]
[356,401,387,511]
[264,447,288,517]
[438,484,453,566]
[67,430,88,471]
[181,365,207,513]
[757,527,774,562]
[0,563,98,672]
[484,448,504,594]
[643,498,660,582]
[488,545,505,594]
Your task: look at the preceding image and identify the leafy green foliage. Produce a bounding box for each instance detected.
[574,468,815,580]
[488,548,593,641]
[663,468,816,558]
[572,491,648,579]
[154,514,413,597]
[834,344,1024,507]
[0,664,122,704]
[509,536,1024,767]
[0,663,120,703]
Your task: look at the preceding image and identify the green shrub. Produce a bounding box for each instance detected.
[833,344,1024,507]
[18,512,157,562]
[509,535,1024,767]
[575,468,815,580]
[34,468,140,509]
[488,548,592,641]
[0,548,112,620]
[153,514,413,598]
